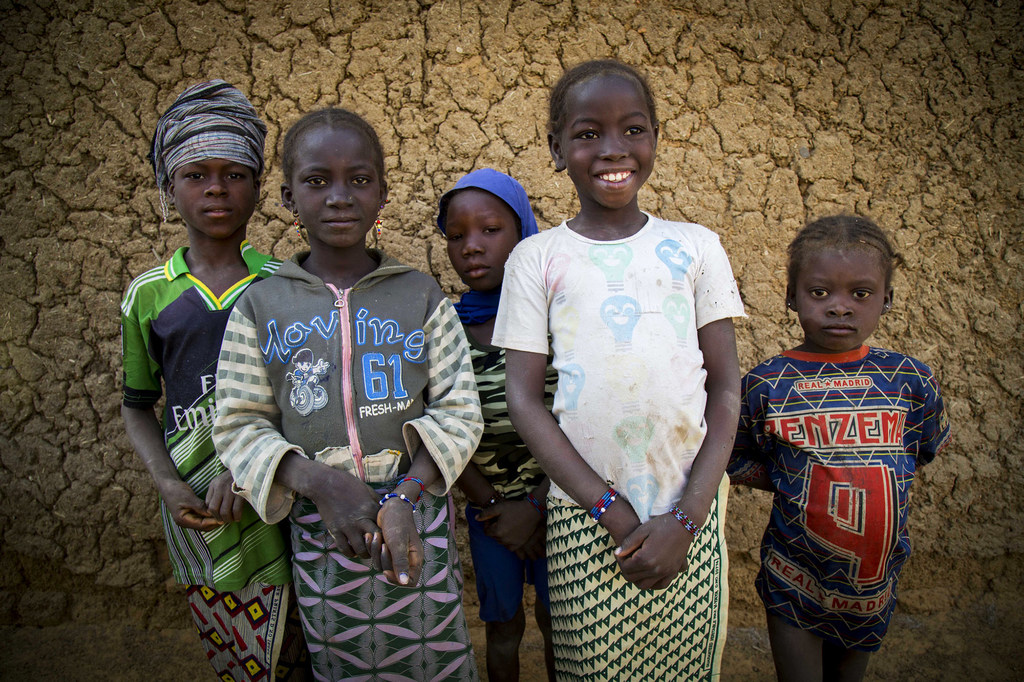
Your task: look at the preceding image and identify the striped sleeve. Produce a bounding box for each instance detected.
[402,297,483,495]
[213,306,299,523]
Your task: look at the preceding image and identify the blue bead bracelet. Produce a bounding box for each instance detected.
[669,505,702,537]
[526,492,546,517]
[588,487,618,522]
[379,492,416,510]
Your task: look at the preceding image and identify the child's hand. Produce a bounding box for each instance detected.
[309,469,381,559]
[516,523,546,561]
[477,499,544,553]
[614,514,692,590]
[159,479,223,531]
[376,498,424,587]
[204,471,246,524]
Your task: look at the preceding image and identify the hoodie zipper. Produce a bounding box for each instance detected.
[324,282,366,481]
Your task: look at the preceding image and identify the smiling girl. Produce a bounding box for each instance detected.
[493,60,746,680]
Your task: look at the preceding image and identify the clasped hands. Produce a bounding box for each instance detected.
[476,498,546,560]
[602,500,696,591]
[310,468,425,587]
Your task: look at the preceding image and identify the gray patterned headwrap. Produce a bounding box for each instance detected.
[149,80,267,218]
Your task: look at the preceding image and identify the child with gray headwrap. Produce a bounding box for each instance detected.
[121,80,307,680]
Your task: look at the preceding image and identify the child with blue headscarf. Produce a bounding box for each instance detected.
[438,169,556,681]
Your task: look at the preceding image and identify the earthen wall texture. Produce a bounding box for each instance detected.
[1,0,1021,641]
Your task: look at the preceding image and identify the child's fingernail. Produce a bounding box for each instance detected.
[399,572,409,585]
[614,547,622,555]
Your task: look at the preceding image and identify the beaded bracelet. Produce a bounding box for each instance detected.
[669,505,702,537]
[526,492,546,518]
[379,492,417,510]
[588,487,618,522]
[397,476,426,502]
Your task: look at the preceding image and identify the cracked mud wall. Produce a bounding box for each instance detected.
[1,0,1021,634]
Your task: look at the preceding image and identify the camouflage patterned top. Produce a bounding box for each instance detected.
[466,331,557,499]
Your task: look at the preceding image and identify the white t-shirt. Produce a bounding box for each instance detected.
[493,214,746,520]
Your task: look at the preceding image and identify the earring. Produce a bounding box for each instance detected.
[375,198,390,238]
[292,213,302,236]
[786,301,795,311]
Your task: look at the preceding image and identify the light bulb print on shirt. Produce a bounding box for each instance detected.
[560,363,585,412]
[614,414,655,463]
[547,252,572,306]
[606,353,646,414]
[662,294,693,345]
[590,243,633,292]
[625,473,659,521]
[600,295,642,350]
[552,306,581,362]
[655,239,693,290]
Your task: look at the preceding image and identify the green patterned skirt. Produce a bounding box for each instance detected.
[545,476,729,681]
[289,492,478,681]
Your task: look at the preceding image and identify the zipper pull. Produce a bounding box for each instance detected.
[325,282,345,308]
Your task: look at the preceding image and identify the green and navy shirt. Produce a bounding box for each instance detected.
[121,241,292,590]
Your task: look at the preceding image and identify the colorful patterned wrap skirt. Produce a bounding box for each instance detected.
[289,492,478,681]
[186,581,308,681]
[545,476,729,681]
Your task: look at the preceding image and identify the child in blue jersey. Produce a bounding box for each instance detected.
[120,81,306,680]
[728,215,951,681]
[438,168,556,681]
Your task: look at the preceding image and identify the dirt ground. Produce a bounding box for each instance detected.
[2,587,1021,681]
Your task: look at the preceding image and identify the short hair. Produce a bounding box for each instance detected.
[548,59,658,136]
[788,215,898,290]
[280,108,385,183]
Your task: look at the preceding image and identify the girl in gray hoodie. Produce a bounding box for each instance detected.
[214,108,483,681]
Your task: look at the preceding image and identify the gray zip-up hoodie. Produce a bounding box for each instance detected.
[214,250,482,523]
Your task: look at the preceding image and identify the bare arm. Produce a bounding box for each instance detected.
[673,318,741,525]
[121,404,222,531]
[505,349,641,546]
[455,462,501,508]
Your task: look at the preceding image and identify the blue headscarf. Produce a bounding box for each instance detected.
[437,169,540,325]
